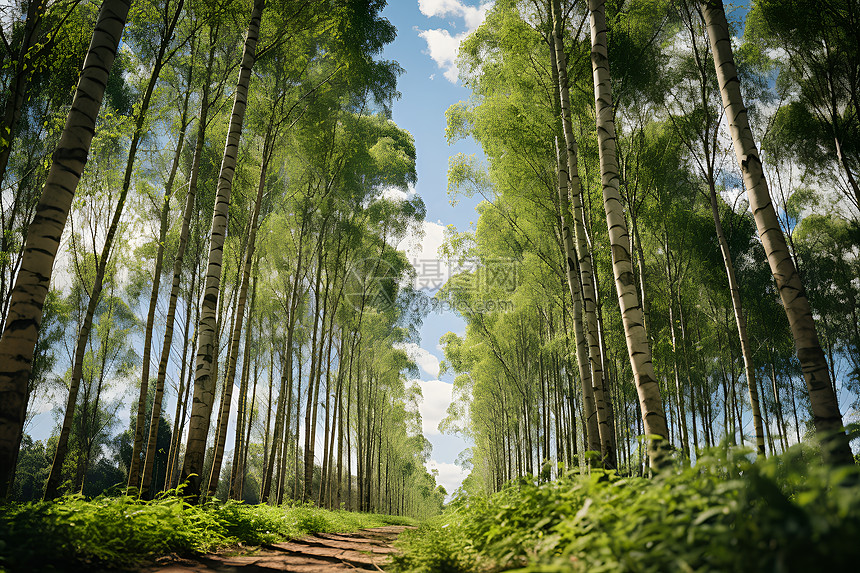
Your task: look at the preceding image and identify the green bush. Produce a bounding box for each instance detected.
[390,446,860,572]
[0,494,415,571]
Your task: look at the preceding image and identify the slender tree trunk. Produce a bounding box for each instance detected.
[238,339,259,499]
[592,265,619,462]
[0,0,131,499]
[262,348,287,502]
[631,218,651,341]
[260,346,274,500]
[769,356,789,452]
[335,369,344,509]
[206,278,241,494]
[549,23,606,463]
[584,0,669,468]
[164,271,196,491]
[289,349,303,502]
[346,364,353,510]
[553,138,600,455]
[261,218,307,501]
[678,301,699,455]
[701,0,852,464]
[136,118,191,494]
[553,51,616,467]
[707,179,765,455]
[181,0,266,499]
[667,278,689,459]
[127,0,187,489]
[142,46,217,494]
[303,243,328,500]
[230,275,257,499]
[207,127,272,497]
[49,0,173,497]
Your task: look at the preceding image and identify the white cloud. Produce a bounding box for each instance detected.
[414,378,453,435]
[380,182,417,202]
[399,219,451,291]
[418,0,492,29]
[396,342,441,378]
[404,219,446,260]
[417,1,493,83]
[426,458,468,497]
[417,29,468,83]
[29,392,55,416]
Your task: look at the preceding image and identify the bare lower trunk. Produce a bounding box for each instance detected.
[554,140,600,455]
[549,8,616,467]
[707,182,765,455]
[585,0,669,469]
[126,0,187,490]
[229,279,256,500]
[206,130,271,497]
[237,335,259,499]
[701,0,852,464]
[0,0,131,499]
[181,0,266,499]
[141,45,217,495]
[48,0,171,497]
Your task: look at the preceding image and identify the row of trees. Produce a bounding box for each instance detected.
[437,0,858,492]
[0,0,446,517]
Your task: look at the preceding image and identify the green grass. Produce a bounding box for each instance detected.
[0,493,416,571]
[390,445,860,572]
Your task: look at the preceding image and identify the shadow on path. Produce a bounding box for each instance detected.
[144,526,412,573]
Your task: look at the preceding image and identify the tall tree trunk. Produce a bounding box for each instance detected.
[126,0,187,490]
[0,0,131,499]
[701,0,852,464]
[553,138,600,456]
[289,346,303,502]
[207,123,272,497]
[142,37,218,495]
[205,274,241,493]
[51,0,167,496]
[164,270,197,491]
[666,271,690,459]
[263,348,287,502]
[584,0,669,469]
[181,0,266,499]
[303,242,329,501]
[550,25,616,467]
[631,216,651,341]
[238,334,260,499]
[261,216,308,501]
[136,103,193,495]
[706,179,765,455]
[229,276,257,499]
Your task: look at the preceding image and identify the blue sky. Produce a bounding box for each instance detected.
[380,0,491,496]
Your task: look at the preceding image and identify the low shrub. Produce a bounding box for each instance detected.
[0,494,415,571]
[390,445,860,572]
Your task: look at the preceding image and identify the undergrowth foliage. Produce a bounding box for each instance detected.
[390,446,860,572]
[0,493,414,571]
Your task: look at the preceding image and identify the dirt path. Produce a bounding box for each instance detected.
[145,525,411,572]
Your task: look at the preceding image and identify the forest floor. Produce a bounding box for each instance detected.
[141,525,412,572]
